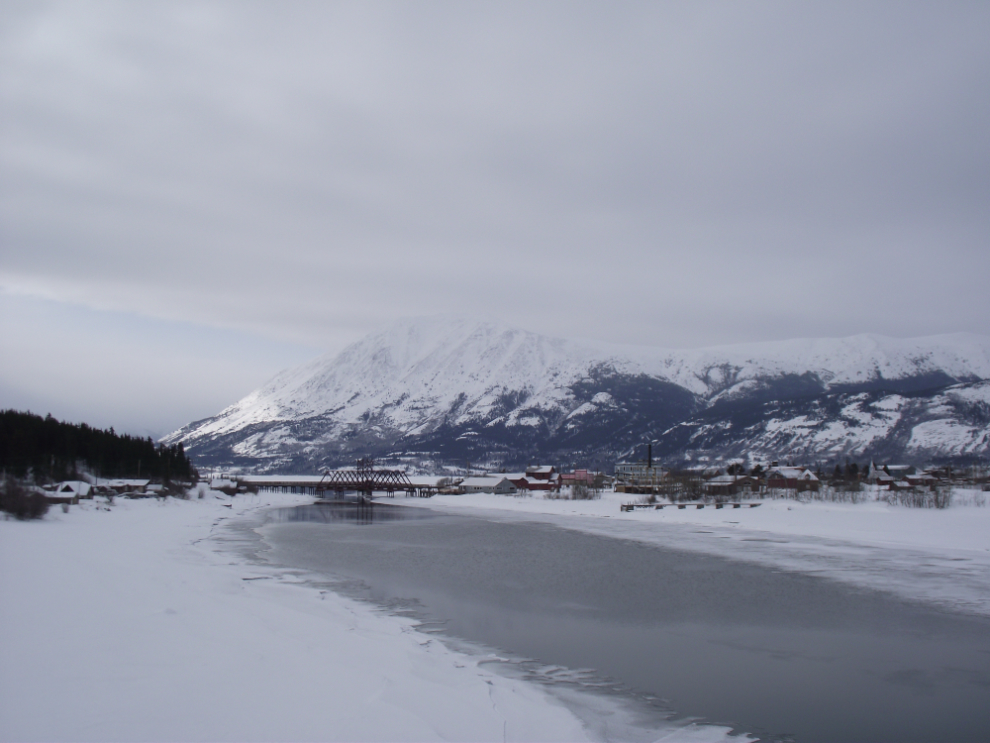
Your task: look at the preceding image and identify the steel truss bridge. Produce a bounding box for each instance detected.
[316,458,416,501]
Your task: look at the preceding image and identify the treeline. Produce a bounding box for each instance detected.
[0,410,196,482]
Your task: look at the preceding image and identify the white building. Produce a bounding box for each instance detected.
[458,477,519,495]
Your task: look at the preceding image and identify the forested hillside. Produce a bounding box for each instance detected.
[0,410,196,482]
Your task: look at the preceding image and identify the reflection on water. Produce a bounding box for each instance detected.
[263,504,990,743]
[268,501,437,526]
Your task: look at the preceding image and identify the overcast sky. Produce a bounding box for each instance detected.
[2,1,989,436]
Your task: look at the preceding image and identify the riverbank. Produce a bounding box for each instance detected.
[399,488,990,617]
[5,488,986,741]
[0,492,605,742]
[260,499,990,743]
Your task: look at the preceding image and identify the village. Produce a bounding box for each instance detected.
[30,457,990,509]
[444,458,988,503]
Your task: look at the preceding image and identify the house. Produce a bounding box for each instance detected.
[905,473,938,489]
[703,475,737,496]
[865,462,896,488]
[517,466,561,491]
[490,478,519,495]
[525,465,556,482]
[614,462,664,487]
[458,477,518,495]
[46,481,92,504]
[499,470,560,492]
[103,478,151,494]
[703,474,761,496]
[560,469,596,486]
[885,464,915,479]
[766,467,820,492]
[613,462,667,493]
[502,472,528,489]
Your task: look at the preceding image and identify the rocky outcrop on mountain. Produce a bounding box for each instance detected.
[163,317,990,472]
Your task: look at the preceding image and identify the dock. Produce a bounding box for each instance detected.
[620,502,762,512]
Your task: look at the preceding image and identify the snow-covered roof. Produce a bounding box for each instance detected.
[768,467,817,480]
[460,477,500,488]
[57,481,91,496]
[706,475,738,484]
[459,477,517,492]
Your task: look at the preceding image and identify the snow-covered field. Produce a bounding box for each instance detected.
[3,486,988,741]
[0,492,740,742]
[403,488,990,618]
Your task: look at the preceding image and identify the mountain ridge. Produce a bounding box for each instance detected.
[164,317,990,472]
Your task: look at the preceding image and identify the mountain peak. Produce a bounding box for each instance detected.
[165,319,990,472]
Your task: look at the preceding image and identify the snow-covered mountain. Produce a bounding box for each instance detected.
[164,316,990,472]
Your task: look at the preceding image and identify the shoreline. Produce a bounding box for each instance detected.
[258,493,990,743]
[393,489,990,617]
[249,497,749,743]
[5,486,986,740]
[0,492,597,742]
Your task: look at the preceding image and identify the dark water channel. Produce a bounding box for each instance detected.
[263,502,990,743]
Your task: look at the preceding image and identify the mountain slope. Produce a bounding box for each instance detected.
[164,317,990,472]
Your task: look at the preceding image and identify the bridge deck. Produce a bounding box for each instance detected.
[235,474,438,498]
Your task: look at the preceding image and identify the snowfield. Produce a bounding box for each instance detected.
[3,487,988,741]
[0,493,743,743]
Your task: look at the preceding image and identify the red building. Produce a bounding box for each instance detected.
[766,467,820,492]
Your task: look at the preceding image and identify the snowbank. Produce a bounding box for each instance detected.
[401,489,990,617]
[0,493,595,742]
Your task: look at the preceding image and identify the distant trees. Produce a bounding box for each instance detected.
[545,481,601,500]
[570,482,598,500]
[829,462,862,491]
[0,410,196,483]
[655,470,705,502]
[0,478,48,520]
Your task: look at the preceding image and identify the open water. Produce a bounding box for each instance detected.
[262,501,990,743]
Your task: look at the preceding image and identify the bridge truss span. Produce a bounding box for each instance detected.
[316,458,415,501]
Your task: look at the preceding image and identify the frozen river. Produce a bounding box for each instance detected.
[262,502,990,743]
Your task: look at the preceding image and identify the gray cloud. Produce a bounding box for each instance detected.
[1,1,989,430]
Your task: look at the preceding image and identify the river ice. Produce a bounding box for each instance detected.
[0,492,743,742]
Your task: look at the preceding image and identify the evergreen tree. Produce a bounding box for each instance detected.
[0,410,196,482]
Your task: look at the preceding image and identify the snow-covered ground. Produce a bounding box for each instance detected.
[0,492,741,742]
[401,488,990,618]
[4,486,987,742]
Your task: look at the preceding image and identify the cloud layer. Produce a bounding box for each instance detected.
[2,1,988,432]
